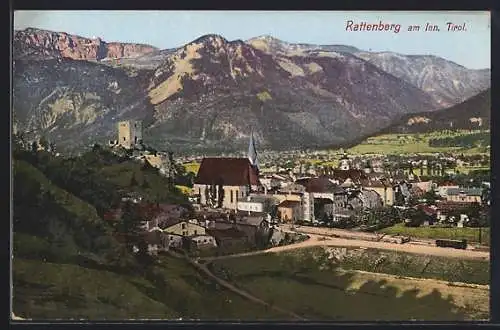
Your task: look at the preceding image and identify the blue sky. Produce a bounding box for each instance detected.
[14,11,490,69]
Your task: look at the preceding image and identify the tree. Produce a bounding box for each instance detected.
[31,141,39,153]
[269,205,278,220]
[92,143,102,152]
[39,136,50,151]
[49,142,56,153]
[208,182,217,207]
[118,201,144,253]
[404,208,427,227]
[394,189,405,206]
[481,187,491,206]
[142,160,156,172]
[130,173,138,187]
[422,190,440,205]
[461,203,482,225]
[217,181,224,208]
[204,187,210,206]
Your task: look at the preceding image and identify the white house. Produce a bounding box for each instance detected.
[237,194,277,214]
[191,235,217,248]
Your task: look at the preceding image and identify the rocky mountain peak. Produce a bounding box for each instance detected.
[14,27,158,61]
[192,34,229,47]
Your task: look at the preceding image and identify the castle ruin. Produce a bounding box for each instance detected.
[114,120,143,149]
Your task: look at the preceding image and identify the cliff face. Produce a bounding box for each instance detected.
[14,28,157,61]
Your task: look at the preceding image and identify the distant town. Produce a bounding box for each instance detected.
[17,118,490,258]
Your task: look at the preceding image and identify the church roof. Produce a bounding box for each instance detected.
[195,158,260,186]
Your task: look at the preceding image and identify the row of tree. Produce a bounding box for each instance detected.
[428,132,490,148]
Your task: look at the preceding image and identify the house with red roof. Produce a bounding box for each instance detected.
[193,157,261,210]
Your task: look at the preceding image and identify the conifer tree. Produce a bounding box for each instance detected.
[130,173,138,186]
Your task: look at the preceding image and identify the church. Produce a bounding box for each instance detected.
[193,132,262,210]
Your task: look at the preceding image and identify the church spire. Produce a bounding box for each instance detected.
[248,129,259,169]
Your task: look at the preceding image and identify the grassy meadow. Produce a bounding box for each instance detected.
[183,162,201,175]
[346,131,490,155]
[379,223,490,246]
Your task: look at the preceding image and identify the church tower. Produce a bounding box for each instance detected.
[248,130,259,170]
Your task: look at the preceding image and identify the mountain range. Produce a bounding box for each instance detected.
[12,28,491,153]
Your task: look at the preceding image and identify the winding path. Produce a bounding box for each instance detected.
[168,251,306,320]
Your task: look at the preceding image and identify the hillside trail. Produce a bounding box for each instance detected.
[167,250,306,320]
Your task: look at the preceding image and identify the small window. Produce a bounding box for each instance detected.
[181,223,186,229]
[123,137,126,141]
[194,230,198,235]
[183,231,187,236]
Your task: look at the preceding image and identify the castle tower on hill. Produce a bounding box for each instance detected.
[118,120,143,149]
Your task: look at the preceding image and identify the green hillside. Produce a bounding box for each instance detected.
[13,159,125,265]
[13,256,286,320]
[384,88,490,134]
[347,131,490,155]
[12,144,285,320]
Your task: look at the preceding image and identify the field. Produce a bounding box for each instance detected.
[379,223,490,246]
[175,185,192,195]
[455,166,490,174]
[347,131,490,155]
[183,162,200,174]
[210,247,489,320]
[12,256,287,320]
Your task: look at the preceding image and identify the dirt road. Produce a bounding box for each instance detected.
[202,228,489,262]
